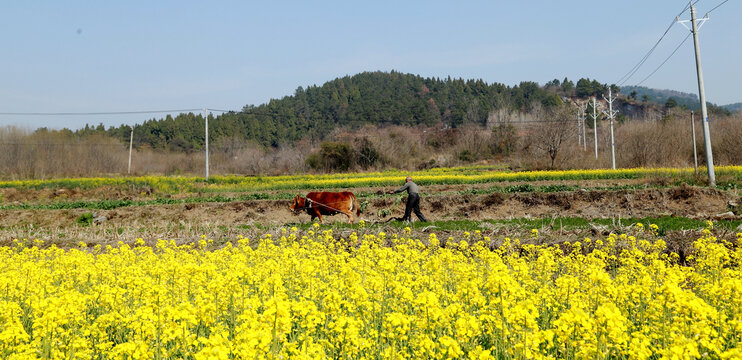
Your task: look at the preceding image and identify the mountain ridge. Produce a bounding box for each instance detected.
[67,72,736,151]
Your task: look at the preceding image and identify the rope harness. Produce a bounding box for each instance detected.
[381,216,406,223]
[291,195,418,224]
[293,198,404,224]
[291,197,353,214]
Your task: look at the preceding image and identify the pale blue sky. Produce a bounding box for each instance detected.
[1,0,740,130]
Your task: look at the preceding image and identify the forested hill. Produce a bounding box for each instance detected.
[620,85,734,114]
[95,71,601,151]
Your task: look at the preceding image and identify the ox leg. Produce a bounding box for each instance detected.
[314,209,323,224]
[346,212,353,224]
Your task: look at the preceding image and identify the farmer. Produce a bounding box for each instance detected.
[388,176,428,222]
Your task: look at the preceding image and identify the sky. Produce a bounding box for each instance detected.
[1,0,740,130]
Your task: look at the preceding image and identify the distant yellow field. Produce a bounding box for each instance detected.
[1,165,740,194]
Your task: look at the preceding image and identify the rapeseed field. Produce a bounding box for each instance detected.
[1,225,741,359]
[2,165,741,194]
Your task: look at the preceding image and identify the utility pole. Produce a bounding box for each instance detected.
[204,108,210,181]
[691,111,698,175]
[576,109,582,147]
[678,2,715,186]
[603,88,619,170]
[592,97,598,160]
[127,126,134,175]
[580,102,587,152]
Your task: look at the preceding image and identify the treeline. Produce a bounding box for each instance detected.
[620,85,731,115]
[63,71,734,154]
[80,72,613,151]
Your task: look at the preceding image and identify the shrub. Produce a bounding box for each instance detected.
[76,212,94,226]
[306,142,354,171]
[491,123,518,155]
[354,137,382,169]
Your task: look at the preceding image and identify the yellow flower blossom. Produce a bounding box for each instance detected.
[0,227,739,358]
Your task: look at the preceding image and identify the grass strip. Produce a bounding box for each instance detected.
[279,216,742,234]
[0,193,289,211]
[0,183,672,211]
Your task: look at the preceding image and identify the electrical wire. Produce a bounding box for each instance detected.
[616,1,698,86]
[631,0,729,87]
[0,108,232,116]
[635,32,692,86]
[0,143,127,146]
[707,0,729,13]
[491,119,595,125]
[0,106,572,125]
[0,109,204,116]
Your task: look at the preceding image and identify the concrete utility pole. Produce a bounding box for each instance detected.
[204,108,210,181]
[580,102,587,152]
[603,88,619,170]
[592,97,598,160]
[127,126,134,175]
[678,2,715,186]
[576,109,582,147]
[691,111,698,175]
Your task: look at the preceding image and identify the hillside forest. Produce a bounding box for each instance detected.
[1,71,740,179]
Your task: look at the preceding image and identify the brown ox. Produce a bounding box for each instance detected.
[290,191,361,224]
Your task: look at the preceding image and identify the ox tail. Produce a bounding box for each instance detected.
[353,194,361,216]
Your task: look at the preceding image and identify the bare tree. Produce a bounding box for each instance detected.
[530,104,576,169]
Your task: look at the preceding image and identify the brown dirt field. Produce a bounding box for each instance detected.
[0,178,653,204]
[1,184,738,244]
[2,175,741,250]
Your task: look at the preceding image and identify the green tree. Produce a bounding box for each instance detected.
[545,79,561,88]
[665,97,678,109]
[576,78,593,98]
[82,71,606,153]
[561,77,574,92]
[591,80,607,97]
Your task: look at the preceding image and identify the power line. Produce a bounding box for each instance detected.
[616,1,698,86]
[0,143,127,146]
[707,0,729,13]
[634,0,729,88]
[492,119,584,125]
[0,109,204,116]
[635,32,692,86]
[0,105,554,126]
[1,100,623,126]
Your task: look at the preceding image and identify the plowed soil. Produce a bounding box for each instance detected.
[2,178,740,248]
[2,184,738,228]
